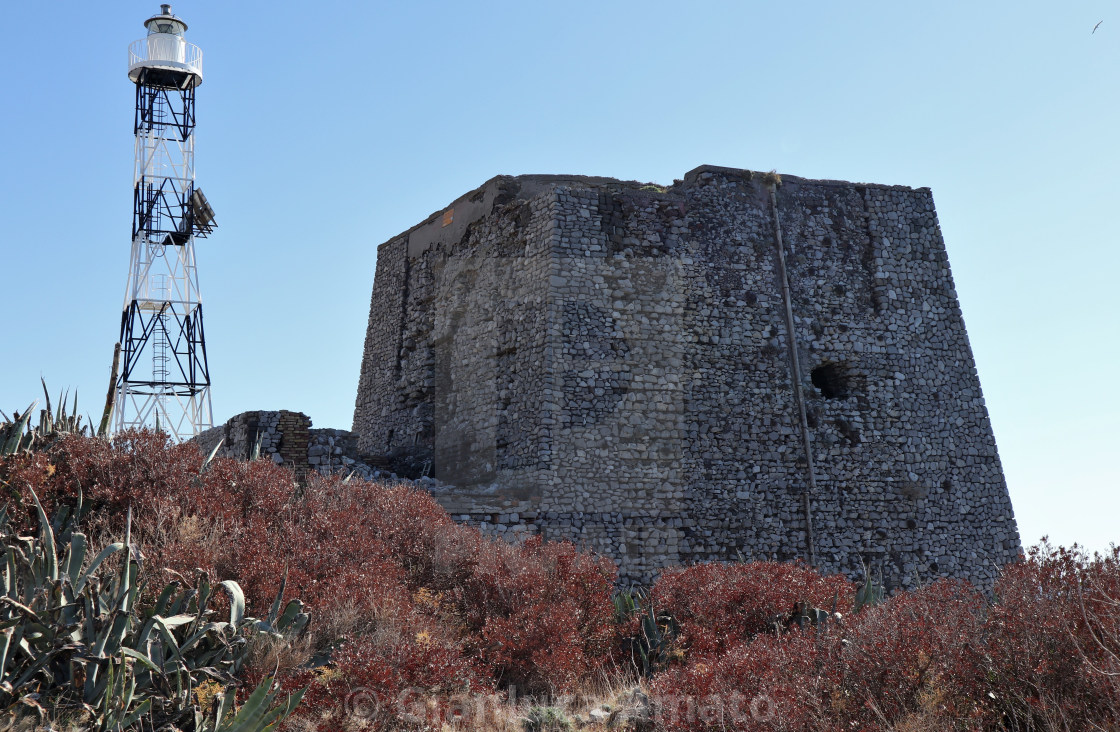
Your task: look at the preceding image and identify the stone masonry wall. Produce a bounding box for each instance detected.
[194,411,385,482]
[353,166,1021,589]
[193,410,309,467]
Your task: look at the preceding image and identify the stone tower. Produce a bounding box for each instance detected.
[353,165,1020,588]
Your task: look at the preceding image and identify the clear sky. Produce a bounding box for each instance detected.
[1,1,1116,554]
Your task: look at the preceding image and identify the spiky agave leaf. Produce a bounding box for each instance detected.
[0,480,307,730]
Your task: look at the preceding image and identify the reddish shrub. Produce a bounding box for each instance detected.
[838,579,990,727]
[288,610,491,732]
[650,578,994,731]
[0,450,57,522]
[228,475,417,620]
[455,535,617,693]
[985,542,1120,729]
[39,433,1120,730]
[651,561,855,657]
[651,630,839,731]
[43,430,214,511]
[0,432,619,715]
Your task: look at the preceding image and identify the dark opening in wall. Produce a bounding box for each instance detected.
[811,363,849,399]
[245,419,260,460]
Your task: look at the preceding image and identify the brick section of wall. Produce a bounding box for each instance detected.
[275,412,310,469]
[193,410,309,470]
[352,166,1021,589]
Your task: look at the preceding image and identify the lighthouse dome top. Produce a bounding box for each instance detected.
[144,5,188,35]
[128,5,202,88]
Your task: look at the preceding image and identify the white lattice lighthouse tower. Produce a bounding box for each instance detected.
[115,5,216,439]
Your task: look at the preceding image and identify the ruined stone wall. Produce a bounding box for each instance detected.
[193,410,309,466]
[193,411,383,481]
[353,166,1020,588]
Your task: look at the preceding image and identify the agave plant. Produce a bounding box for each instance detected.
[853,559,885,613]
[2,379,94,456]
[0,403,36,456]
[0,487,306,730]
[613,589,677,677]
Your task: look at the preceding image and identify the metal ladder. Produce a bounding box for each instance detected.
[152,274,170,385]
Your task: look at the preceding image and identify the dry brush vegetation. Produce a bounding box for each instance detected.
[1,421,1118,731]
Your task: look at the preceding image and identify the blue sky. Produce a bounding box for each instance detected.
[1,1,1116,554]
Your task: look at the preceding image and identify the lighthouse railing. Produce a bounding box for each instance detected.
[129,38,203,77]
